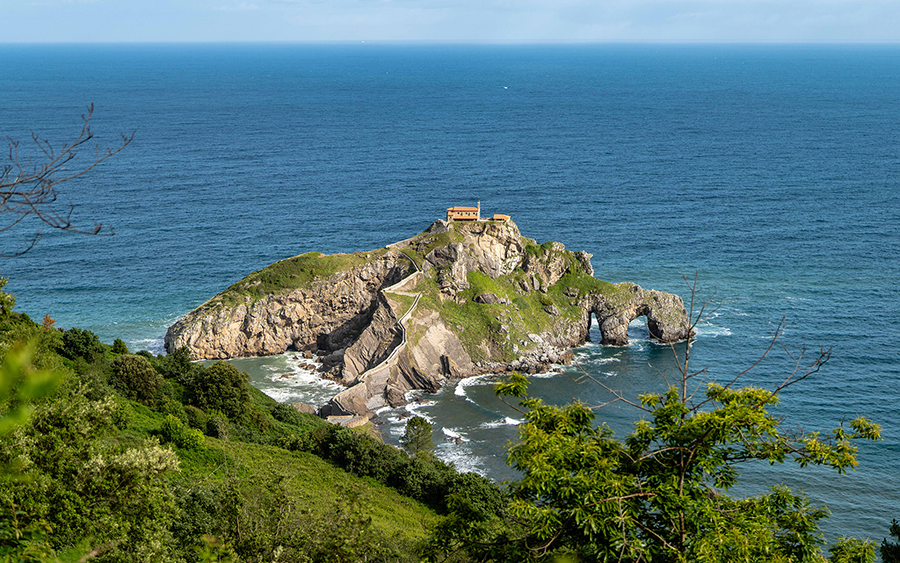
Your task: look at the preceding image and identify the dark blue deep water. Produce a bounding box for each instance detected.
[1,44,898,544]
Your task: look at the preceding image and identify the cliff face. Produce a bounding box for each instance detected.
[166,220,693,417]
[164,251,414,360]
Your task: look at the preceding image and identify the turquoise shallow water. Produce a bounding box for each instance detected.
[1,44,898,543]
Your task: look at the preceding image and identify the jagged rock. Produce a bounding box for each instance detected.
[385,386,407,407]
[340,293,401,384]
[474,292,500,305]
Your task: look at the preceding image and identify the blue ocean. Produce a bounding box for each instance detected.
[1,44,897,544]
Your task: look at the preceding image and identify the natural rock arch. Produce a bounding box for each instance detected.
[584,285,692,347]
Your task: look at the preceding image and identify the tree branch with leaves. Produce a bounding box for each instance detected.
[435,275,881,563]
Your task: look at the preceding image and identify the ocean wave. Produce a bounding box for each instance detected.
[132,337,166,355]
[695,323,732,338]
[441,427,468,442]
[479,417,522,429]
[454,373,497,398]
[434,444,485,476]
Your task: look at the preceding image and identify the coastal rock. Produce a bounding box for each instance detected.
[474,292,500,305]
[164,251,414,359]
[166,219,692,417]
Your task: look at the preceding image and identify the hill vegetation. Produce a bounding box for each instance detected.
[0,303,501,562]
[0,279,892,563]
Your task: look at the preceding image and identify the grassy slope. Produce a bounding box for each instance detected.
[179,440,437,540]
[124,388,437,544]
[211,248,390,306]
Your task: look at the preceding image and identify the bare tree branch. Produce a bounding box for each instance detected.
[1,104,133,256]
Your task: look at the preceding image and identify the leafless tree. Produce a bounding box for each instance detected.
[1,104,133,256]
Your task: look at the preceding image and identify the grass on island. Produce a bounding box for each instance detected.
[208,248,390,306]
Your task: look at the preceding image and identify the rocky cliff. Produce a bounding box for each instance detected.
[166,220,693,417]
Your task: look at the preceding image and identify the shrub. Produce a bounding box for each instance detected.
[111,400,133,430]
[272,403,304,426]
[111,338,129,355]
[206,411,229,440]
[59,327,105,362]
[184,404,208,430]
[157,346,199,384]
[446,472,506,522]
[110,354,164,407]
[250,408,273,432]
[162,400,188,423]
[188,361,251,422]
[160,413,205,450]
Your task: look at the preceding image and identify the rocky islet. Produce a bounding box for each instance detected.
[166,219,692,418]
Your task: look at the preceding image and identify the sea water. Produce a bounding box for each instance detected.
[1,43,898,543]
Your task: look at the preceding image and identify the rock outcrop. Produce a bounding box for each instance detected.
[166,220,693,418]
[165,251,414,360]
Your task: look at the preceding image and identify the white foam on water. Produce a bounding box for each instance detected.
[694,321,732,338]
[454,373,496,399]
[402,400,437,424]
[234,352,346,405]
[526,370,559,379]
[133,337,166,355]
[441,427,466,440]
[436,442,485,476]
[479,417,522,429]
[262,387,308,403]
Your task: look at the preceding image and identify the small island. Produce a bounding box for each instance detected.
[166,210,691,419]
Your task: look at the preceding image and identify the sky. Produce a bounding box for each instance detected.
[1,0,898,43]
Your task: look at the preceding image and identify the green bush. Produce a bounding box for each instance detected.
[206,411,229,440]
[184,404,208,430]
[110,354,164,407]
[58,327,105,362]
[157,346,200,385]
[111,338,129,355]
[272,403,304,426]
[160,413,205,450]
[305,424,503,515]
[882,520,900,563]
[446,472,507,522]
[162,399,188,423]
[188,361,251,422]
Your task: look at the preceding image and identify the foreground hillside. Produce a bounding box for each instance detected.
[1,278,891,562]
[0,310,501,562]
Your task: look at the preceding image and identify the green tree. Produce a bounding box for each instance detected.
[1,367,180,562]
[401,415,434,458]
[58,327,105,363]
[110,353,164,406]
[883,520,900,563]
[0,276,15,319]
[110,338,129,355]
[188,361,251,422]
[829,538,876,563]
